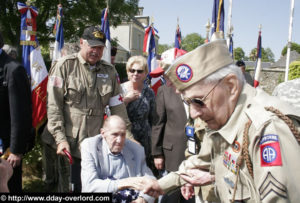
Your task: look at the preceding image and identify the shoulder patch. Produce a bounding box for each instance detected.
[259,172,287,200]
[260,138,282,166]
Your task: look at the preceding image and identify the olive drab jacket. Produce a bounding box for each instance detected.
[47,53,131,158]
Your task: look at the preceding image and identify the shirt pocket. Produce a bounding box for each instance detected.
[66,77,84,103]
[97,78,113,96]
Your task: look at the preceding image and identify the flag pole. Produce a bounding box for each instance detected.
[285,0,295,82]
[226,0,233,47]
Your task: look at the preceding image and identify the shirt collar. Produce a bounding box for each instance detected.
[216,84,256,144]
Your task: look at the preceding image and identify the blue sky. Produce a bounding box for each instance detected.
[139,0,300,61]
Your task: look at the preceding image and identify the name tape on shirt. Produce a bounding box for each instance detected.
[260,137,282,167]
[109,94,123,107]
[97,74,109,78]
[49,76,63,88]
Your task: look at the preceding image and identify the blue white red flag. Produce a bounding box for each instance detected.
[143,25,160,94]
[254,30,262,88]
[52,4,64,63]
[175,24,181,49]
[18,2,48,128]
[211,0,224,36]
[101,8,111,63]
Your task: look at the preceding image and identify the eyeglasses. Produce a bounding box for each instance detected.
[182,79,223,108]
[129,69,144,74]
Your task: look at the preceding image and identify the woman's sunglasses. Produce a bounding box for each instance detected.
[129,69,144,74]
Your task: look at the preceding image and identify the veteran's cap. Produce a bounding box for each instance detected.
[165,39,233,91]
[82,26,106,47]
[149,48,187,78]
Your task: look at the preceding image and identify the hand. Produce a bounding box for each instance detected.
[181,183,194,200]
[154,156,164,170]
[142,178,164,198]
[0,158,13,192]
[132,196,147,203]
[180,169,214,186]
[117,177,145,191]
[7,153,22,168]
[56,141,70,156]
[124,90,140,104]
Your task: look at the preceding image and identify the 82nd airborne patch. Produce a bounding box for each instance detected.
[260,134,282,167]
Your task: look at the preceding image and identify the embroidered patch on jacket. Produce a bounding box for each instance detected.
[259,172,287,200]
[223,151,237,174]
[49,76,63,88]
[232,140,241,153]
[260,139,282,167]
[175,64,193,82]
[260,134,278,145]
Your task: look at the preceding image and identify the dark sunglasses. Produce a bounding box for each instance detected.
[129,69,144,74]
[182,79,223,107]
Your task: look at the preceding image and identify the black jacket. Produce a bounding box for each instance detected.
[0,50,32,154]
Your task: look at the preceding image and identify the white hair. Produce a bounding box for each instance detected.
[201,64,245,87]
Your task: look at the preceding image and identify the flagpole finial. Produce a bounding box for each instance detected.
[205,19,211,32]
[177,17,179,25]
[150,16,154,26]
[259,24,262,31]
[26,0,33,6]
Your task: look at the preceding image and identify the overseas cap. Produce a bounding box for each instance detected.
[165,39,233,91]
[82,26,106,47]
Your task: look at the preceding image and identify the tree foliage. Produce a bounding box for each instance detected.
[157,44,171,55]
[181,33,205,52]
[233,47,245,61]
[0,0,139,47]
[249,47,275,62]
[281,42,300,56]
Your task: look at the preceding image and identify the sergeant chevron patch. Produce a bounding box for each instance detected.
[259,172,287,200]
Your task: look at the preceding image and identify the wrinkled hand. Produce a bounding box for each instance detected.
[154,156,164,170]
[56,141,70,156]
[180,169,214,186]
[117,177,145,191]
[181,183,194,200]
[7,153,22,168]
[142,178,164,198]
[0,158,13,192]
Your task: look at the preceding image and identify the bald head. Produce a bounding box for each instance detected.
[102,115,126,130]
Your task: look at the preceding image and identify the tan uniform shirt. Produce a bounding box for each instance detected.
[47,53,131,158]
[159,84,300,203]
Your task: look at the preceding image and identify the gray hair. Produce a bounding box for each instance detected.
[201,64,245,87]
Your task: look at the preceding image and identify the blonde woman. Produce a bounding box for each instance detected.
[121,56,156,173]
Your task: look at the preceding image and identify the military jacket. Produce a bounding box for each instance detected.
[47,53,130,158]
[209,84,300,202]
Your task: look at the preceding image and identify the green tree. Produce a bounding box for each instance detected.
[0,0,139,47]
[158,44,171,55]
[234,47,245,61]
[249,47,275,62]
[181,33,205,51]
[281,42,300,56]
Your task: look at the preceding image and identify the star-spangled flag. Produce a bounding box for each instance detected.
[254,30,262,88]
[101,8,111,64]
[52,4,64,63]
[143,25,161,94]
[18,2,48,128]
[175,24,181,49]
[211,0,224,36]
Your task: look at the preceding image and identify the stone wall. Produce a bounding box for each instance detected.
[248,68,285,94]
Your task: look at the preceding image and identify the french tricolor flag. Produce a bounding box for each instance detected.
[52,4,64,63]
[101,8,111,64]
[18,2,48,128]
[143,25,160,94]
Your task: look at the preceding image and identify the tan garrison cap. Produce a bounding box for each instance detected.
[165,39,233,91]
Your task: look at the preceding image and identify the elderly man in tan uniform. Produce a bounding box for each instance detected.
[47,26,131,192]
[143,39,300,202]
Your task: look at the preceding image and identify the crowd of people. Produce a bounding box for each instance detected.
[0,26,300,203]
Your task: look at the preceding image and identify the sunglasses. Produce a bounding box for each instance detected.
[182,79,223,107]
[129,69,144,74]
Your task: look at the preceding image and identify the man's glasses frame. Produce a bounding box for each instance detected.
[129,69,144,74]
[182,79,223,107]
